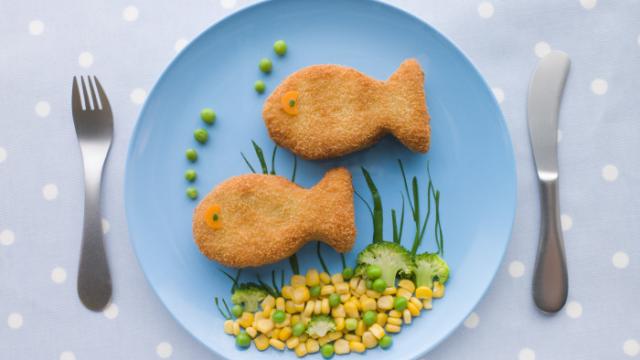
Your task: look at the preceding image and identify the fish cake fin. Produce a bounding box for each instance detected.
[306,167,356,252]
[385,59,431,153]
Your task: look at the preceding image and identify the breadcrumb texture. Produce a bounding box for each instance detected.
[193,168,356,267]
[263,59,430,160]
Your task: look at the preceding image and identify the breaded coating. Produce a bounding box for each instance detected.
[263,59,430,160]
[192,168,356,268]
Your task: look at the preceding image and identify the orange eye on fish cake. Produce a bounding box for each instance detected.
[205,204,223,229]
[281,91,299,115]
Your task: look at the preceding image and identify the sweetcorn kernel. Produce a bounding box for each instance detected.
[256,318,274,334]
[423,298,433,310]
[305,339,320,353]
[286,336,300,349]
[332,304,346,318]
[261,304,273,318]
[232,321,241,335]
[293,287,310,304]
[319,272,331,284]
[355,279,367,295]
[397,288,413,300]
[294,303,305,312]
[335,282,350,294]
[398,279,416,293]
[223,319,234,335]
[389,310,402,318]
[334,339,350,355]
[306,269,320,286]
[376,312,388,326]
[294,343,307,357]
[262,295,276,309]
[403,309,412,324]
[270,338,285,351]
[366,290,381,299]
[361,297,377,311]
[377,295,394,310]
[276,297,286,311]
[291,315,301,325]
[387,317,402,326]
[407,302,421,317]
[321,285,336,296]
[255,334,270,351]
[355,320,365,336]
[349,277,359,290]
[291,275,307,287]
[331,273,344,284]
[340,294,351,302]
[279,326,292,341]
[335,317,345,331]
[270,328,281,339]
[433,281,445,298]
[410,297,423,309]
[383,287,397,296]
[349,341,366,353]
[285,300,297,314]
[281,286,294,299]
[313,299,322,315]
[303,301,314,317]
[321,298,330,314]
[344,301,359,318]
[239,312,254,328]
[415,286,433,299]
[369,323,385,339]
[345,334,361,342]
[385,323,401,333]
[363,331,378,348]
[246,327,257,338]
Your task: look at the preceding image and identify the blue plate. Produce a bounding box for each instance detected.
[125,0,516,358]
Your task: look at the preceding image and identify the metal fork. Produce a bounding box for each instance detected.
[72,76,113,311]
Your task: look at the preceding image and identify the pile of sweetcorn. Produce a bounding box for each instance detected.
[223,268,445,357]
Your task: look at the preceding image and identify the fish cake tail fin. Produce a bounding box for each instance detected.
[308,167,356,253]
[386,59,431,153]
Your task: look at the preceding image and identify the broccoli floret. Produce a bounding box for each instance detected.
[356,241,416,286]
[306,315,336,338]
[230,282,269,312]
[414,253,449,288]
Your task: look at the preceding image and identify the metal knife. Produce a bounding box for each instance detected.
[527,50,570,313]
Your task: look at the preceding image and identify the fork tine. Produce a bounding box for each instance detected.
[87,76,100,110]
[80,76,92,110]
[72,76,82,115]
[93,77,112,115]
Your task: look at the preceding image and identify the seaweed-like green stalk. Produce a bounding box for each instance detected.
[219,269,242,293]
[270,145,278,175]
[399,159,437,256]
[361,167,383,243]
[340,253,347,270]
[316,242,330,274]
[214,297,232,319]
[391,195,405,244]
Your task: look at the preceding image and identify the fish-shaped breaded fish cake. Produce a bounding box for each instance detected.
[263,59,430,160]
[192,168,356,268]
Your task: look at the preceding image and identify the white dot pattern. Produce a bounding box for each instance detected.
[509,261,525,278]
[580,0,597,10]
[104,303,119,320]
[591,78,608,95]
[42,184,59,201]
[220,0,237,9]
[156,342,173,358]
[602,164,618,181]
[78,52,94,68]
[7,313,23,329]
[130,88,147,104]
[566,301,583,319]
[613,252,630,269]
[624,339,640,357]
[464,312,480,328]
[35,101,51,117]
[492,87,504,104]
[123,6,139,21]
[51,267,67,284]
[477,2,494,18]
[0,229,15,246]
[519,348,536,360]
[174,38,188,53]
[0,147,7,163]
[59,351,76,360]
[534,41,551,58]
[29,20,44,35]
[561,214,573,231]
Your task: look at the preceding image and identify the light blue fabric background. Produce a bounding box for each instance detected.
[1,0,638,359]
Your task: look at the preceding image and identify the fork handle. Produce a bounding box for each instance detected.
[77,154,112,311]
[532,178,568,313]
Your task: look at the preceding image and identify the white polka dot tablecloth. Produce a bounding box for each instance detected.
[1,1,638,359]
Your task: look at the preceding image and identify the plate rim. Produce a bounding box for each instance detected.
[124,0,518,358]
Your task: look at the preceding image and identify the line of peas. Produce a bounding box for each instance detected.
[254,40,288,94]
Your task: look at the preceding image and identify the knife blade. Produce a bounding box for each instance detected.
[527,50,570,313]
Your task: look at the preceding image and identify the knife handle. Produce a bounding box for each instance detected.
[532,177,568,312]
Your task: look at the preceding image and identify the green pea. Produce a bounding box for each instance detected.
[362,310,377,326]
[379,335,393,349]
[310,285,321,297]
[186,187,198,200]
[272,310,286,323]
[292,322,306,336]
[328,293,341,308]
[342,267,354,280]
[259,58,272,73]
[320,344,334,358]
[194,128,208,144]
[394,296,408,311]
[345,318,357,331]
[200,108,216,125]
[372,278,386,293]
[254,80,266,94]
[184,169,197,182]
[231,304,243,318]
[235,331,251,348]
[185,148,198,162]
[366,265,382,280]
[273,40,287,56]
